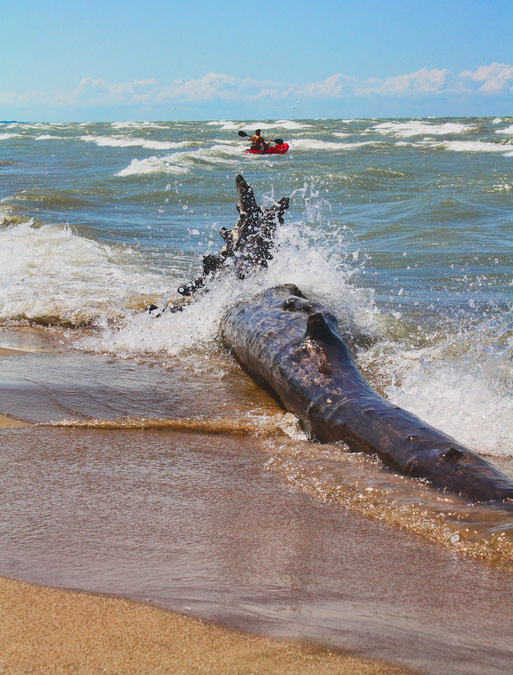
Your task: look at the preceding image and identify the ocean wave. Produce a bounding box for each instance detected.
[290,138,376,151]
[496,124,513,136]
[0,221,171,325]
[427,139,513,155]
[358,312,513,459]
[80,198,373,358]
[35,134,64,141]
[8,187,101,208]
[484,182,513,193]
[267,441,513,570]
[213,120,311,131]
[373,120,474,137]
[116,143,243,176]
[3,122,65,131]
[80,135,191,150]
[116,157,190,176]
[0,205,33,228]
[274,119,313,130]
[46,411,304,439]
[111,121,168,130]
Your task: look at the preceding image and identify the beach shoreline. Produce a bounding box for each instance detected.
[0,575,413,675]
[1,326,512,675]
[0,340,411,675]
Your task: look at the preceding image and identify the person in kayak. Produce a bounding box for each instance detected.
[249,129,270,152]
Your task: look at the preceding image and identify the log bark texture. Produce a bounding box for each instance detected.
[221,284,513,503]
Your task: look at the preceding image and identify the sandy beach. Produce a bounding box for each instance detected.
[0,576,412,675]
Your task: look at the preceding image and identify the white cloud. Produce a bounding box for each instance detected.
[459,63,513,95]
[293,74,357,99]
[357,68,457,97]
[1,64,512,112]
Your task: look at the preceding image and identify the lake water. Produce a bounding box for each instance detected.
[1,117,512,674]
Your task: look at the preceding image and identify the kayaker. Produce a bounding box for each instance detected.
[249,129,270,152]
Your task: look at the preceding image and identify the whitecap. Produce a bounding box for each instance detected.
[0,221,171,325]
[361,319,513,459]
[373,120,473,137]
[496,124,513,136]
[290,138,374,151]
[223,120,312,133]
[111,121,167,130]
[427,139,513,155]
[116,144,242,176]
[80,135,190,150]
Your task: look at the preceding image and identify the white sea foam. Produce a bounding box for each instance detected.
[290,138,374,151]
[373,121,473,137]
[496,124,513,136]
[80,135,190,150]
[215,121,243,130]
[82,186,375,359]
[427,139,513,155]
[111,121,167,130]
[116,157,191,176]
[213,120,311,132]
[274,119,312,130]
[359,322,513,459]
[116,144,243,176]
[35,134,63,141]
[0,221,170,324]
[0,133,22,140]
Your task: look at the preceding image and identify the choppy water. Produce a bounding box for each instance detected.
[1,117,512,572]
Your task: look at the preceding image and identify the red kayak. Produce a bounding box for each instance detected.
[245,143,289,155]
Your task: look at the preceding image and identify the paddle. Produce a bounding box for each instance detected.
[238,130,284,145]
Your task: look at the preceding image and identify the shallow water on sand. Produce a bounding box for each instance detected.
[1,339,513,675]
[1,423,513,675]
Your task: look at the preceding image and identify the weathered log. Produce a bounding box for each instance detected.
[177,174,289,296]
[220,284,513,503]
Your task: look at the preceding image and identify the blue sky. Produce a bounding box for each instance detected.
[2,0,513,121]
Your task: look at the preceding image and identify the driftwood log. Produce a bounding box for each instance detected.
[221,284,513,503]
[177,174,289,296]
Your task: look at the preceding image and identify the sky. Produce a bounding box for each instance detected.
[2,0,513,121]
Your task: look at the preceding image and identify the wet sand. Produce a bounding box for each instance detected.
[1,331,513,675]
[0,576,411,675]
[0,340,411,675]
